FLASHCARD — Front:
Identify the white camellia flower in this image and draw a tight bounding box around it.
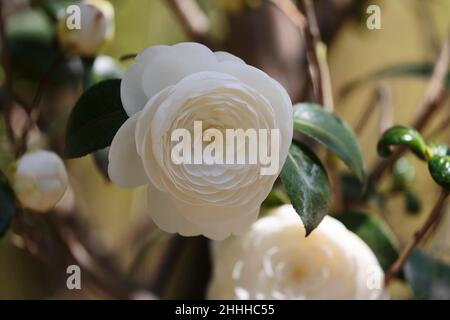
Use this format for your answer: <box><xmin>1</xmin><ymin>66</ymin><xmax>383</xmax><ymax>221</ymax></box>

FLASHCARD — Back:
<box><xmin>57</xmin><ymin>0</ymin><xmax>115</xmax><ymax>57</ymax></box>
<box><xmin>108</xmin><ymin>42</ymin><xmax>293</xmax><ymax>240</ymax></box>
<box><xmin>12</xmin><ymin>150</ymin><xmax>69</xmax><ymax>213</ymax></box>
<box><xmin>208</xmin><ymin>205</ymin><xmax>386</xmax><ymax>299</ymax></box>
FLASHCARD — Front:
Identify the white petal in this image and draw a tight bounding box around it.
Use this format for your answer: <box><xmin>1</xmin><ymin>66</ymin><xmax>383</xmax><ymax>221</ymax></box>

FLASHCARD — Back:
<box><xmin>146</xmin><ymin>183</ymin><xmax>259</xmax><ymax>240</ymax></box>
<box><xmin>141</xmin><ymin>42</ymin><xmax>218</xmax><ymax>99</ymax></box>
<box><xmin>108</xmin><ymin>113</ymin><xmax>147</xmax><ymax>188</ymax></box>
<box><xmin>214</xmin><ymin>51</ymin><xmax>245</xmax><ymax>64</ymax></box>
<box><xmin>120</xmin><ymin>63</ymin><xmax>148</xmax><ymax>116</ymax></box>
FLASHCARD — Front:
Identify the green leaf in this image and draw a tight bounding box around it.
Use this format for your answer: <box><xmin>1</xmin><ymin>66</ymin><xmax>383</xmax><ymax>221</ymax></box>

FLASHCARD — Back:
<box><xmin>405</xmin><ymin>249</ymin><xmax>450</xmax><ymax>299</ymax></box>
<box><xmin>0</xmin><ymin>178</ymin><xmax>16</xmax><ymax>238</ymax></box>
<box><xmin>85</xmin><ymin>56</ymin><xmax>124</xmax><ymax>89</ymax></box>
<box><xmin>65</xmin><ymin>79</ymin><xmax>128</xmax><ymax>158</ymax></box>
<box><xmin>293</xmin><ymin>103</ymin><xmax>365</xmax><ymax>181</ymax></box>
<box><xmin>404</xmin><ymin>191</ymin><xmax>421</xmax><ymax>214</ymax></box>
<box><xmin>428</xmin><ymin>155</ymin><xmax>450</xmax><ymax>191</ymax></box>
<box><xmin>280</xmin><ymin>142</ymin><xmax>331</xmax><ymax>235</ymax></box>
<box><xmin>261</xmin><ymin>186</ymin><xmax>290</xmax><ymax>209</ymax></box>
<box><xmin>337</xmin><ymin>211</ymin><xmax>399</xmax><ymax>271</ymax></box>
<box><xmin>427</xmin><ymin>142</ymin><xmax>450</xmax><ymax>157</ymax></box>
<box><xmin>377</xmin><ymin>125</ymin><xmax>428</xmax><ymax>160</ymax></box>
<box><xmin>341</xmin><ymin>64</ymin><xmax>450</xmax><ymax>98</ymax></box>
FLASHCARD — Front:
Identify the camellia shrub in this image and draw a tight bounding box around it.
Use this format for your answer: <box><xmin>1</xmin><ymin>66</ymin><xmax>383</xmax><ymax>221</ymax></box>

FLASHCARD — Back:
<box><xmin>0</xmin><ymin>0</ymin><xmax>449</xmax><ymax>301</ymax></box>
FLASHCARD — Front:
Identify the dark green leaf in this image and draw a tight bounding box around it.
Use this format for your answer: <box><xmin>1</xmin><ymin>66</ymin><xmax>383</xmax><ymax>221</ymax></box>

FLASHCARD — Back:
<box><xmin>0</xmin><ymin>178</ymin><xmax>16</xmax><ymax>237</ymax></box>
<box><xmin>337</xmin><ymin>211</ymin><xmax>399</xmax><ymax>271</ymax></box>
<box><xmin>261</xmin><ymin>187</ymin><xmax>290</xmax><ymax>209</ymax></box>
<box><xmin>405</xmin><ymin>249</ymin><xmax>450</xmax><ymax>299</ymax></box>
<box><xmin>404</xmin><ymin>191</ymin><xmax>421</xmax><ymax>214</ymax></box>
<box><xmin>65</xmin><ymin>79</ymin><xmax>128</xmax><ymax>158</ymax></box>
<box><xmin>428</xmin><ymin>155</ymin><xmax>450</xmax><ymax>191</ymax></box>
<box><xmin>280</xmin><ymin>142</ymin><xmax>331</xmax><ymax>235</ymax></box>
<box><xmin>377</xmin><ymin>125</ymin><xmax>428</xmax><ymax>160</ymax></box>
<box><xmin>427</xmin><ymin>142</ymin><xmax>450</xmax><ymax>157</ymax></box>
<box><xmin>293</xmin><ymin>103</ymin><xmax>365</xmax><ymax>181</ymax></box>
<box><xmin>93</xmin><ymin>147</ymin><xmax>111</xmax><ymax>182</ymax></box>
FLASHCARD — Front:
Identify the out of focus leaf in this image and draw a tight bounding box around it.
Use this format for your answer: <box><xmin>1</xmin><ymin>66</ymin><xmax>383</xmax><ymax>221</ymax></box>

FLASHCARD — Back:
<box><xmin>405</xmin><ymin>249</ymin><xmax>450</xmax><ymax>299</ymax></box>
<box><xmin>428</xmin><ymin>155</ymin><xmax>450</xmax><ymax>191</ymax></box>
<box><xmin>377</xmin><ymin>125</ymin><xmax>428</xmax><ymax>160</ymax></box>
<box><xmin>280</xmin><ymin>142</ymin><xmax>331</xmax><ymax>236</ymax></box>
<box><xmin>85</xmin><ymin>55</ymin><xmax>124</xmax><ymax>89</ymax></box>
<box><xmin>92</xmin><ymin>147</ymin><xmax>110</xmax><ymax>181</ymax></box>
<box><xmin>404</xmin><ymin>191</ymin><xmax>421</xmax><ymax>214</ymax></box>
<box><xmin>341</xmin><ymin>64</ymin><xmax>450</xmax><ymax>98</ymax></box>
<box><xmin>30</xmin><ymin>0</ymin><xmax>74</xmax><ymax>21</ymax></box>
<box><xmin>0</xmin><ymin>177</ymin><xmax>16</xmax><ymax>237</ymax></box>
<box><xmin>293</xmin><ymin>103</ymin><xmax>365</xmax><ymax>181</ymax></box>
<box><xmin>65</xmin><ymin>79</ymin><xmax>128</xmax><ymax>158</ymax></box>
<box><xmin>392</xmin><ymin>157</ymin><xmax>416</xmax><ymax>192</ymax></box>
<box><xmin>261</xmin><ymin>187</ymin><xmax>290</xmax><ymax>209</ymax></box>
<box><xmin>337</xmin><ymin>211</ymin><xmax>399</xmax><ymax>271</ymax></box>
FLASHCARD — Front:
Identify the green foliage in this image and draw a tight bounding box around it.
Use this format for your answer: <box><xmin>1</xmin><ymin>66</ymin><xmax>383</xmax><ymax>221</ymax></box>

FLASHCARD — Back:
<box><xmin>405</xmin><ymin>250</ymin><xmax>450</xmax><ymax>299</ymax></box>
<box><xmin>293</xmin><ymin>103</ymin><xmax>365</xmax><ymax>181</ymax></box>
<box><xmin>337</xmin><ymin>211</ymin><xmax>399</xmax><ymax>271</ymax></box>
<box><xmin>65</xmin><ymin>79</ymin><xmax>128</xmax><ymax>158</ymax></box>
<box><xmin>377</xmin><ymin>125</ymin><xmax>428</xmax><ymax>160</ymax></box>
<box><xmin>404</xmin><ymin>191</ymin><xmax>421</xmax><ymax>214</ymax></box>
<box><xmin>0</xmin><ymin>177</ymin><xmax>16</xmax><ymax>238</ymax></box>
<box><xmin>280</xmin><ymin>142</ymin><xmax>331</xmax><ymax>236</ymax></box>
<box><xmin>428</xmin><ymin>155</ymin><xmax>450</xmax><ymax>191</ymax></box>
<box><xmin>392</xmin><ymin>157</ymin><xmax>416</xmax><ymax>192</ymax></box>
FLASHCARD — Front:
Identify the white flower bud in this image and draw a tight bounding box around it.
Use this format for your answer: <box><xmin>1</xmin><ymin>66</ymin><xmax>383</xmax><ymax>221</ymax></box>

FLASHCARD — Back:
<box><xmin>12</xmin><ymin>150</ymin><xmax>69</xmax><ymax>212</ymax></box>
<box><xmin>57</xmin><ymin>0</ymin><xmax>115</xmax><ymax>57</ymax></box>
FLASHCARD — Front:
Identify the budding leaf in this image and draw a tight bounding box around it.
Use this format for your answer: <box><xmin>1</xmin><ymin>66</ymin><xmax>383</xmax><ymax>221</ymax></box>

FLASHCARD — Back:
<box><xmin>428</xmin><ymin>155</ymin><xmax>450</xmax><ymax>191</ymax></box>
<box><xmin>337</xmin><ymin>211</ymin><xmax>399</xmax><ymax>271</ymax></box>
<box><xmin>377</xmin><ymin>125</ymin><xmax>428</xmax><ymax>160</ymax></box>
<box><xmin>280</xmin><ymin>142</ymin><xmax>331</xmax><ymax>236</ymax></box>
<box><xmin>65</xmin><ymin>79</ymin><xmax>128</xmax><ymax>158</ymax></box>
<box><xmin>0</xmin><ymin>179</ymin><xmax>16</xmax><ymax>238</ymax></box>
<box><xmin>293</xmin><ymin>103</ymin><xmax>365</xmax><ymax>181</ymax></box>
<box><xmin>405</xmin><ymin>249</ymin><xmax>450</xmax><ymax>299</ymax></box>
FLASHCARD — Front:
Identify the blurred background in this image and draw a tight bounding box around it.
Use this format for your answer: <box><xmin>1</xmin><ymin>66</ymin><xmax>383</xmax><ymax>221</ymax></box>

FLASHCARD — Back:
<box><xmin>0</xmin><ymin>0</ymin><xmax>449</xmax><ymax>299</ymax></box>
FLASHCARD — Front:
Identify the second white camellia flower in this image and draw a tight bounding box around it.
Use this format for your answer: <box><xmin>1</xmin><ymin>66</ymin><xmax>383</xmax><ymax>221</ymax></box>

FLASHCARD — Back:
<box><xmin>12</xmin><ymin>150</ymin><xmax>69</xmax><ymax>213</ymax></box>
<box><xmin>108</xmin><ymin>42</ymin><xmax>293</xmax><ymax>240</ymax></box>
<box><xmin>208</xmin><ymin>205</ymin><xmax>386</xmax><ymax>299</ymax></box>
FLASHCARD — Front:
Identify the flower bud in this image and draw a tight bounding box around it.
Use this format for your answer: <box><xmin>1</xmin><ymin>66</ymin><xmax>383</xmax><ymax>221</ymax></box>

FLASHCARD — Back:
<box><xmin>12</xmin><ymin>150</ymin><xmax>69</xmax><ymax>212</ymax></box>
<box><xmin>57</xmin><ymin>0</ymin><xmax>115</xmax><ymax>57</ymax></box>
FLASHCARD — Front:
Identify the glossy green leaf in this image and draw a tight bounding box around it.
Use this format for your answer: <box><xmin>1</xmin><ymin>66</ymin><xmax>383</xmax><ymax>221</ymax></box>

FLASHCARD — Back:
<box><xmin>428</xmin><ymin>155</ymin><xmax>450</xmax><ymax>191</ymax></box>
<box><xmin>0</xmin><ymin>178</ymin><xmax>16</xmax><ymax>238</ymax></box>
<box><xmin>427</xmin><ymin>142</ymin><xmax>450</xmax><ymax>157</ymax></box>
<box><xmin>377</xmin><ymin>125</ymin><xmax>428</xmax><ymax>160</ymax></box>
<box><xmin>65</xmin><ymin>80</ymin><xmax>128</xmax><ymax>158</ymax></box>
<box><xmin>337</xmin><ymin>211</ymin><xmax>399</xmax><ymax>271</ymax></box>
<box><xmin>280</xmin><ymin>142</ymin><xmax>331</xmax><ymax>235</ymax></box>
<box><xmin>405</xmin><ymin>249</ymin><xmax>450</xmax><ymax>299</ymax></box>
<box><xmin>293</xmin><ymin>103</ymin><xmax>365</xmax><ymax>181</ymax></box>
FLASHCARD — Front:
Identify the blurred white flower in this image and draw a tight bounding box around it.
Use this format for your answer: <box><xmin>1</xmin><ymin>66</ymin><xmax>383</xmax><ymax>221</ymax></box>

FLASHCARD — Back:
<box><xmin>108</xmin><ymin>42</ymin><xmax>293</xmax><ymax>240</ymax></box>
<box><xmin>208</xmin><ymin>205</ymin><xmax>386</xmax><ymax>299</ymax></box>
<box><xmin>12</xmin><ymin>150</ymin><xmax>69</xmax><ymax>212</ymax></box>
<box><xmin>57</xmin><ymin>0</ymin><xmax>115</xmax><ymax>57</ymax></box>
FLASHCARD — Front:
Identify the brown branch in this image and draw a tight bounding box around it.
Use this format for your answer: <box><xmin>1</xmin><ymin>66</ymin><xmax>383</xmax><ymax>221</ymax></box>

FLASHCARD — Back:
<box><xmin>426</xmin><ymin>108</ymin><xmax>450</xmax><ymax>140</ymax></box>
<box><xmin>369</xmin><ymin>36</ymin><xmax>450</xmax><ymax>182</ymax></box>
<box><xmin>385</xmin><ymin>189</ymin><xmax>449</xmax><ymax>285</ymax></box>
<box><xmin>15</xmin><ymin>55</ymin><xmax>66</xmax><ymax>157</ymax></box>
<box><xmin>378</xmin><ymin>82</ymin><xmax>393</xmax><ymax>134</ymax></box>
<box><xmin>166</xmin><ymin>0</ymin><xmax>213</xmax><ymax>46</ymax></box>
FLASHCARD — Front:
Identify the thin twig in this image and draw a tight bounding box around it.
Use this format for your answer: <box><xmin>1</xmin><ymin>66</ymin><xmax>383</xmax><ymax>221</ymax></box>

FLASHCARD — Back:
<box><xmin>15</xmin><ymin>55</ymin><xmax>66</xmax><ymax>157</ymax></box>
<box><xmin>271</xmin><ymin>0</ymin><xmax>323</xmax><ymax>104</ymax></box>
<box><xmin>370</xmin><ymin>36</ymin><xmax>450</xmax><ymax>182</ymax></box>
<box><xmin>426</xmin><ymin>109</ymin><xmax>450</xmax><ymax>140</ymax></box>
<box><xmin>384</xmin><ymin>189</ymin><xmax>449</xmax><ymax>285</ymax></box>
<box><xmin>166</xmin><ymin>0</ymin><xmax>213</xmax><ymax>46</ymax></box>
